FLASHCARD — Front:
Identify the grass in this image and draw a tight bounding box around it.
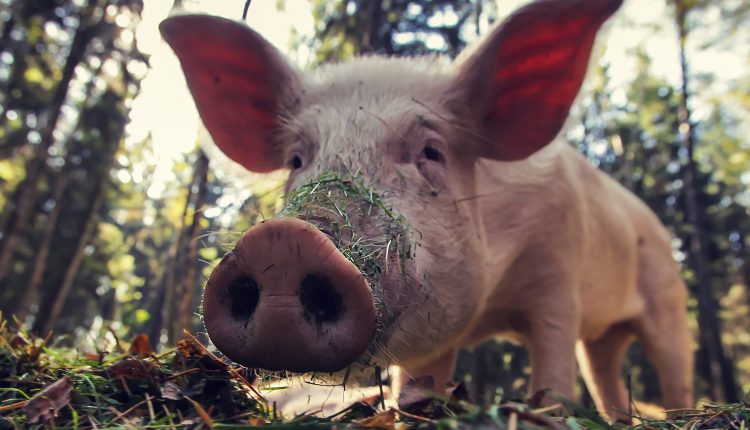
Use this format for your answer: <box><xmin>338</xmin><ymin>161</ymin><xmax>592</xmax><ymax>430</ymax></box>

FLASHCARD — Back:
<box><xmin>280</xmin><ymin>172</ymin><xmax>412</xmax><ymax>288</ymax></box>
<box><xmin>1</xmin><ymin>317</ymin><xmax>746</xmax><ymax>429</ymax></box>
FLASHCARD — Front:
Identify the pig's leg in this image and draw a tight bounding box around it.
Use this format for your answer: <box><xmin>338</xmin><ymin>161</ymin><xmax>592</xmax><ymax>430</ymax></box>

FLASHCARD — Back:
<box><xmin>630</xmin><ymin>296</ymin><xmax>693</xmax><ymax>413</ymax></box>
<box><xmin>525</xmin><ymin>312</ymin><xmax>579</xmax><ymax>403</ymax></box>
<box><xmin>576</xmin><ymin>323</ymin><xmax>635</xmax><ymax>422</ymax></box>
<box><xmin>631</xmin><ymin>245</ymin><xmax>693</xmax><ymax>413</ymax></box>
<box><xmin>392</xmin><ymin>349</ymin><xmax>457</xmax><ymax>400</ymax></box>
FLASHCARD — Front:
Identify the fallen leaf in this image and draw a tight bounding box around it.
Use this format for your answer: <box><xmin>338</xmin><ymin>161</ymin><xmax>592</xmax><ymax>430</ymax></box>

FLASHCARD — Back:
<box><xmin>161</xmin><ymin>380</ymin><xmax>184</xmax><ymax>401</ymax></box>
<box><xmin>331</xmin><ymin>398</ymin><xmax>379</xmax><ymax>421</ymax></box>
<box><xmin>9</xmin><ymin>332</ymin><xmax>29</xmax><ymax>348</ymax></box>
<box><xmin>446</xmin><ymin>381</ymin><xmax>470</xmax><ymax>402</ymax></box>
<box><xmin>104</xmin><ymin>358</ymin><xmax>160</xmax><ymax>380</ymax></box>
<box><xmin>397</xmin><ymin>375</ymin><xmax>435</xmax><ymax>408</ymax></box>
<box><xmin>176</xmin><ymin>338</ymin><xmax>206</xmax><ymax>358</ymax></box>
<box><xmin>84</xmin><ymin>352</ymin><xmax>103</xmax><ymax>362</ymax></box>
<box><xmin>128</xmin><ymin>334</ymin><xmax>153</xmax><ymax>358</ymax></box>
<box><xmin>357</xmin><ymin>409</ymin><xmax>395</xmax><ymax>430</ymax></box>
<box><xmin>25</xmin><ymin>345</ymin><xmax>42</xmax><ymax>363</ymax></box>
<box><xmin>23</xmin><ymin>377</ymin><xmax>73</xmax><ymax>424</ymax></box>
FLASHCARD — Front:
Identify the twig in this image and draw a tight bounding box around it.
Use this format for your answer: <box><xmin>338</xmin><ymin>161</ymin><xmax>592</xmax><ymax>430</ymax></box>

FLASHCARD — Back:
<box><xmin>394</xmin><ymin>407</ymin><xmax>435</xmax><ymax>423</ymax></box>
<box><xmin>108</xmin><ymin>397</ymin><xmax>150</xmax><ymax>425</ymax></box>
<box><xmin>0</xmin><ymin>400</ymin><xmax>29</xmax><ymax>412</ymax></box>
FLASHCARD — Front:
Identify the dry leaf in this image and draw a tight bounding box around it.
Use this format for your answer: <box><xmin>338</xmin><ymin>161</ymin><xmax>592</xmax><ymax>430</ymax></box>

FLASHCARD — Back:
<box><xmin>84</xmin><ymin>352</ymin><xmax>103</xmax><ymax>362</ymax></box>
<box><xmin>104</xmin><ymin>358</ymin><xmax>160</xmax><ymax>380</ymax></box>
<box><xmin>9</xmin><ymin>333</ymin><xmax>29</xmax><ymax>349</ymax></box>
<box><xmin>397</xmin><ymin>375</ymin><xmax>435</xmax><ymax>408</ymax></box>
<box><xmin>357</xmin><ymin>409</ymin><xmax>396</xmax><ymax>430</ymax></box>
<box><xmin>160</xmin><ymin>380</ymin><xmax>184</xmax><ymax>401</ymax></box>
<box><xmin>128</xmin><ymin>334</ymin><xmax>153</xmax><ymax>358</ymax></box>
<box><xmin>446</xmin><ymin>381</ymin><xmax>470</xmax><ymax>402</ymax></box>
<box><xmin>176</xmin><ymin>338</ymin><xmax>206</xmax><ymax>358</ymax></box>
<box><xmin>25</xmin><ymin>345</ymin><xmax>42</xmax><ymax>362</ymax></box>
<box><xmin>23</xmin><ymin>377</ymin><xmax>73</xmax><ymax>424</ymax></box>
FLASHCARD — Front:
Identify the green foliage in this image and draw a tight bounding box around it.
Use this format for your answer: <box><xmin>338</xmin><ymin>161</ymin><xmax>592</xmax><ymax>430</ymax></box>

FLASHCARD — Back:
<box><xmin>306</xmin><ymin>0</ymin><xmax>497</xmax><ymax>63</ymax></box>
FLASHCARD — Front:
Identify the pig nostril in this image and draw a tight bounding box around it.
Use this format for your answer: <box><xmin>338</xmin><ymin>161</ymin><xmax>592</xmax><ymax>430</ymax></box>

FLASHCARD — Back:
<box><xmin>299</xmin><ymin>274</ymin><xmax>343</xmax><ymax>323</ymax></box>
<box><xmin>227</xmin><ymin>276</ymin><xmax>260</xmax><ymax>321</ymax></box>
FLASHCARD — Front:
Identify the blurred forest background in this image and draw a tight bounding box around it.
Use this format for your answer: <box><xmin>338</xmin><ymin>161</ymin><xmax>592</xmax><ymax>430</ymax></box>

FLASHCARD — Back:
<box><xmin>0</xmin><ymin>0</ymin><xmax>749</xmax><ymax>409</ymax></box>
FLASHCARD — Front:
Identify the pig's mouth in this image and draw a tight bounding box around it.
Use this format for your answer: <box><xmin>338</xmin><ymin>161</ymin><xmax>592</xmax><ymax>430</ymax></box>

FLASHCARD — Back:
<box><xmin>202</xmin><ymin>174</ymin><xmax>413</xmax><ymax>377</ymax></box>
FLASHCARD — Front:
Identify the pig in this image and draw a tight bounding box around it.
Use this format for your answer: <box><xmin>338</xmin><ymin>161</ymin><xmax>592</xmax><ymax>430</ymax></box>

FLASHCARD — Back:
<box><xmin>160</xmin><ymin>0</ymin><xmax>693</xmax><ymax>421</ymax></box>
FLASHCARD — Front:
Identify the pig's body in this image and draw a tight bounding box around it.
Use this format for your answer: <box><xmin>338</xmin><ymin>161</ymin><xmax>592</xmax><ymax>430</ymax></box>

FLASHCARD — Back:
<box><xmin>437</xmin><ymin>143</ymin><xmax>692</xmax><ymax>416</ymax></box>
<box><xmin>162</xmin><ymin>0</ymin><xmax>693</xmax><ymax>421</ymax></box>
<box><xmin>473</xmin><ymin>142</ymin><xmax>664</xmax><ymax>343</ymax></box>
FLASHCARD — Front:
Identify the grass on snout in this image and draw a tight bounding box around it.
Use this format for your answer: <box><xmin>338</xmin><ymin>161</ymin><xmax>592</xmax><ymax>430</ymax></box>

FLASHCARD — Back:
<box><xmin>279</xmin><ymin>172</ymin><xmax>412</xmax><ymax>290</ymax></box>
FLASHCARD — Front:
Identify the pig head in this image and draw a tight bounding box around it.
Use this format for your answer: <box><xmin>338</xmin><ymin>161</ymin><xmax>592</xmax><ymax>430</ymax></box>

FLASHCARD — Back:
<box><xmin>161</xmin><ymin>0</ymin><xmax>693</xmax><ymax>421</ymax></box>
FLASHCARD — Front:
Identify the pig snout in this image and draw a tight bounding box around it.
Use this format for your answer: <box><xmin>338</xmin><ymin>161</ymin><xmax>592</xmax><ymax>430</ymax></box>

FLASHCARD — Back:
<box><xmin>202</xmin><ymin>217</ymin><xmax>377</xmax><ymax>373</ymax></box>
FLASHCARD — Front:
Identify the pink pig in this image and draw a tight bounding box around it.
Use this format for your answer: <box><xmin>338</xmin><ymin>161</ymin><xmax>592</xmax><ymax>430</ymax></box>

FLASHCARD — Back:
<box><xmin>161</xmin><ymin>0</ymin><xmax>693</xmax><ymax>420</ymax></box>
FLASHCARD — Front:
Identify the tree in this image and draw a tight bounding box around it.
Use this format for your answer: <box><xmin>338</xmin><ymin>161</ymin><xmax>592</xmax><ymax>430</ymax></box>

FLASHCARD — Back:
<box><xmin>0</xmin><ymin>0</ymin><xmax>106</xmax><ymax>288</ymax></box>
<box><xmin>669</xmin><ymin>0</ymin><xmax>737</xmax><ymax>402</ymax></box>
<box><xmin>0</xmin><ymin>0</ymin><xmax>147</xmax><ymax>334</ymax></box>
<box><xmin>307</xmin><ymin>0</ymin><xmax>496</xmax><ymax>62</ymax></box>
<box><xmin>174</xmin><ymin>151</ymin><xmax>210</xmax><ymax>341</ymax></box>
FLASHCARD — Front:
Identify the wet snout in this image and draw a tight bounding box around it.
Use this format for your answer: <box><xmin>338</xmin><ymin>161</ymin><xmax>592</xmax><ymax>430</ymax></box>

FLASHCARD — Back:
<box><xmin>203</xmin><ymin>217</ymin><xmax>376</xmax><ymax>372</ymax></box>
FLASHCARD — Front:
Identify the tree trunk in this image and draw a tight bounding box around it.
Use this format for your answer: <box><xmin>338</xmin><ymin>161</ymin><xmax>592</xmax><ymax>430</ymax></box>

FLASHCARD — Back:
<box><xmin>175</xmin><ymin>152</ymin><xmax>210</xmax><ymax>339</ymax></box>
<box><xmin>39</xmin><ymin>156</ymin><xmax>111</xmax><ymax>335</ymax></box>
<box><xmin>674</xmin><ymin>3</ymin><xmax>737</xmax><ymax>403</ymax></box>
<box><xmin>159</xmin><ymin>161</ymin><xmax>197</xmax><ymax>344</ymax></box>
<box><xmin>0</xmin><ymin>0</ymin><xmax>101</xmax><ymax>287</ymax></box>
<box><xmin>363</xmin><ymin>0</ymin><xmax>383</xmax><ymax>53</ymax></box>
<box><xmin>11</xmin><ymin>167</ymin><xmax>70</xmax><ymax>324</ymax></box>
<box><xmin>145</xmin><ymin>240</ymin><xmax>171</xmax><ymax>345</ymax></box>
<box><xmin>471</xmin><ymin>343</ymin><xmax>490</xmax><ymax>406</ymax></box>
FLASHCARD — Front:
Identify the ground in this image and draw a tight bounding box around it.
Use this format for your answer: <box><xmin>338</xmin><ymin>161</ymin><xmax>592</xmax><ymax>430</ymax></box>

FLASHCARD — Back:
<box><xmin>0</xmin><ymin>319</ymin><xmax>744</xmax><ymax>429</ymax></box>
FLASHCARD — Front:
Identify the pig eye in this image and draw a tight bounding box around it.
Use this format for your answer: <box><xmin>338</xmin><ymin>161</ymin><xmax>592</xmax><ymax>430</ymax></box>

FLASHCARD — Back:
<box><xmin>290</xmin><ymin>155</ymin><xmax>303</xmax><ymax>170</ymax></box>
<box><xmin>422</xmin><ymin>145</ymin><xmax>444</xmax><ymax>163</ymax></box>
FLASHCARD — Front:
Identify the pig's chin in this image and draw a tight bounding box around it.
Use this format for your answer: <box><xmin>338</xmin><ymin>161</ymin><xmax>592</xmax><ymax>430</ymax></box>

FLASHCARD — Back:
<box><xmin>353</xmin><ymin>274</ymin><xmax>449</xmax><ymax>372</ymax></box>
<box><xmin>371</xmin><ymin>270</ymin><xmax>478</xmax><ymax>370</ymax></box>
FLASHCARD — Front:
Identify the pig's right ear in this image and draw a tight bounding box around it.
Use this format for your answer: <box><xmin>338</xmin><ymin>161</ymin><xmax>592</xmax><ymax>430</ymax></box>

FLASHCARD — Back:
<box><xmin>448</xmin><ymin>0</ymin><xmax>622</xmax><ymax>161</ymax></box>
<box><xmin>160</xmin><ymin>15</ymin><xmax>301</xmax><ymax>173</ymax></box>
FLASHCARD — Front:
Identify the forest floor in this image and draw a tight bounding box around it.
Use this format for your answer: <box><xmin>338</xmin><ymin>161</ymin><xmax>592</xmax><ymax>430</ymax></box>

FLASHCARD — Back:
<box><xmin>0</xmin><ymin>319</ymin><xmax>746</xmax><ymax>429</ymax></box>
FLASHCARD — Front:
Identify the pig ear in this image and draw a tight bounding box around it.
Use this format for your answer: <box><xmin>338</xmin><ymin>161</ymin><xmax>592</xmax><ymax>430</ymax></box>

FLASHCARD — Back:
<box><xmin>450</xmin><ymin>0</ymin><xmax>622</xmax><ymax>161</ymax></box>
<box><xmin>160</xmin><ymin>15</ymin><xmax>301</xmax><ymax>172</ymax></box>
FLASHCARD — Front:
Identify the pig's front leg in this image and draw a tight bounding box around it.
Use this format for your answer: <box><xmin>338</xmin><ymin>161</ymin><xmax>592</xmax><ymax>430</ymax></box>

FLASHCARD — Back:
<box><xmin>392</xmin><ymin>349</ymin><xmax>457</xmax><ymax>402</ymax></box>
<box><xmin>524</xmin><ymin>308</ymin><xmax>579</xmax><ymax>404</ymax></box>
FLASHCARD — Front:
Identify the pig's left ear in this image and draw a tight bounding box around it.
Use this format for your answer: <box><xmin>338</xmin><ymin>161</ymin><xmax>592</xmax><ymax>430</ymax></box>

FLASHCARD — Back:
<box><xmin>449</xmin><ymin>0</ymin><xmax>622</xmax><ymax>161</ymax></box>
<box><xmin>160</xmin><ymin>15</ymin><xmax>301</xmax><ymax>173</ymax></box>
